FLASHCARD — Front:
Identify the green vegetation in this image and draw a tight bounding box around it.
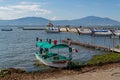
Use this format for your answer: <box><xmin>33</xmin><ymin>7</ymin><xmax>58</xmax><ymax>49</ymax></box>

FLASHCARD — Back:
<box><xmin>87</xmin><ymin>52</ymin><xmax>120</xmax><ymax>65</ymax></box>
<box><xmin>116</xmin><ymin>44</ymin><xmax>120</xmax><ymax>49</ymax></box>
<box><xmin>0</xmin><ymin>70</ymin><xmax>11</xmax><ymax>77</ymax></box>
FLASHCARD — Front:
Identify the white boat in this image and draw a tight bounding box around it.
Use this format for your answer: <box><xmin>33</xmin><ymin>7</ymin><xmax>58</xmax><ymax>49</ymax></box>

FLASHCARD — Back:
<box><xmin>92</xmin><ymin>29</ymin><xmax>112</xmax><ymax>36</ymax></box>
<box><xmin>113</xmin><ymin>30</ymin><xmax>120</xmax><ymax>36</ymax></box>
<box><xmin>60</xmin><ymin>27</ymin><xmax>68</xmax><ymax>32</ymax></box>
<box><xmin>45</xmin><ymin>21</ymin><xmax>60</xmax><ymax>33</ymax></box>
<box><xmin>46</xmin><ymin>27</ymin><xmax>60</xmax><ymax>33</ymax></box>
<box><xmin>68</xmin><ymin>28</ymin><xmax>77</xmax><ymax>33</ymax></box>
<box><xmin>78</xmin><ymin>28</ymin><xmax>92</xmax><ymax>34</ymax></box>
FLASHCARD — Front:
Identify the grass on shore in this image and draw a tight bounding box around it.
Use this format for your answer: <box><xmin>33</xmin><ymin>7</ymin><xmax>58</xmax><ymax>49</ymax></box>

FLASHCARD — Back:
<box><xmin>87</xmin><ymin>52</ymin><xmax>120</xmax><ymax>65</ymax></box>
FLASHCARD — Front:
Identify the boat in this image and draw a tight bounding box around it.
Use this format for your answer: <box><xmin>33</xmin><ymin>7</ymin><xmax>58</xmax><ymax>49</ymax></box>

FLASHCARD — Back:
<box><xmin>60</xmin><ymin>27</ymin><xmax>68</xmax><ymax>32</ymax></box>
<box><xmin>45</xmin><ymin>21</ymin><xmax>60</xmax><ymax>33</ymax></box>
<box><xmin>92</xmin><ymin>29</ymin><xmax>112</xmax><ymax>36</ymax></box>
<box><xmin>46</xmin><ymin>27</ymin><xmax>60</xmax><ymax>33</ymax></box>
<box><xmin>78</xmin><ymin>28</ymin><xmax>92</xmax><ymax>34</ymax></box>
<box><xmin>67</xmin><ymin>28</ymin><xmax>78</xmax><ymax>33</ymax></box>
<box><xmin>1</xmin><ymin>28</ymin><xmax>13</xmax><ymax>31</ymax></box>
<box><xmin>113</xmin><ymin>30</ymin><xmax>120</xmax><ymax>36</ymax></box>
<box><xmin>35</xmin><ymin>38</ymin><xmax>74</xmax><ymax>68</ymax></box>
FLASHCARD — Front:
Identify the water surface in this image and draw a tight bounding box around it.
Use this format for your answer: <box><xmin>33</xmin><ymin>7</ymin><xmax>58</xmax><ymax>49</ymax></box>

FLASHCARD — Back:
<box><xmin>0</xmin><ymin>27</ymin><xmax>119</xmax><ymax>71</ymax></box>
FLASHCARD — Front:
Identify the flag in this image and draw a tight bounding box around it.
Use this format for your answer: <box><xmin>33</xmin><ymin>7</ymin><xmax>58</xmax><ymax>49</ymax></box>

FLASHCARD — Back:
<box><xmin>72</xmin><ymin>48</ymin><xmax>78</xmax><ymax>52</ymax></box>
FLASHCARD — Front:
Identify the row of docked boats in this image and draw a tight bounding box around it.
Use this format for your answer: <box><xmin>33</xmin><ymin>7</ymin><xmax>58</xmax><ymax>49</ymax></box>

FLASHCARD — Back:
<box><xmin>45</xmin><ymin>22</ymin><xmax>120</xmax><ymax>36</ymax></box>
<box><xmin>45</xmin><ymin>27</ymin><xmax>120</xmax><ymax>36</ymax></box>
<box><xmin>78</xmin><ymin>28</ymin><xmax>120</xmax><ymax>36</ymax></box>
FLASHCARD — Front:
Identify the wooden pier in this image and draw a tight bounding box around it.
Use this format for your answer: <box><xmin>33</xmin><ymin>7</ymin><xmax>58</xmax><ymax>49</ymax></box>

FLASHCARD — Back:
<box><xmin>62</xmin><ymin>39</ymin><xmax>120</xmax><ymax>53</ymax></box>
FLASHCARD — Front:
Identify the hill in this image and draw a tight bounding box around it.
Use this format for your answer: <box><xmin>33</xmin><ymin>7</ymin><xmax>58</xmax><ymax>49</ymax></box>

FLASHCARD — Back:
<box><xmin>0</xmin><ymin>17</ymin><xmax>49</xmax><ymax>26</ymax></box>
<box><xmin>0</xmin><ymin>16</ymin><xmax>120</xmax><ymax>26</ymax></box>
<box><xmin>53</xmin><ymin>16</ymin><xmax>120</xmax><ymax>26</ymax></box>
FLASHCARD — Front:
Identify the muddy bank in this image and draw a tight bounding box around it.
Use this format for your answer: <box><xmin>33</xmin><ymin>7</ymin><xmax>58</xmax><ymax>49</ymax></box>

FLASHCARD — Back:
<box><xmin>0</xmin><ymin>62</ymin><xmax>120</xmax><ymax>80</ymax></box>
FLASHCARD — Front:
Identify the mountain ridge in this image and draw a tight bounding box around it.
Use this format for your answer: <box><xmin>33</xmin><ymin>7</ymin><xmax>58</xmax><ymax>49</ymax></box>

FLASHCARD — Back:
<box><xmin>0</xmin><ymin>16</ymin><xmax>120</xmax><ymax>26</ymax></box>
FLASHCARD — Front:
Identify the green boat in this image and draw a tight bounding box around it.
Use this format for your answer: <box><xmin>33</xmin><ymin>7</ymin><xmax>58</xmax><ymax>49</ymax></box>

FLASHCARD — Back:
<box><xmin>35</xmin><ymin>38</ymin><xmax>73</xmax><ymax>68</ymax></box>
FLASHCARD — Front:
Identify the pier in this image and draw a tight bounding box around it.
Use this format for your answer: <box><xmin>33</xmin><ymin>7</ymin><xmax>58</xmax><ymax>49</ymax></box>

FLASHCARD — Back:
<box><xmin>62</xmin><ymin>39</ymin><xmax>120</xmax><ymax>53</ymax></box>
<box><xmin>22</xmin><ymin>27</ymin><xmax>45</xmax><ymax>30</ymax></box>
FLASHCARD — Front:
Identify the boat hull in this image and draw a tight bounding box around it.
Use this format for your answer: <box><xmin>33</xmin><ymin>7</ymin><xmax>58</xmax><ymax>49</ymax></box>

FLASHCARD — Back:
<box><xmin>94</xmin><ymin>32</ymin><xmax>112</xmax><ymax>35</ymax></box>
<box><xmin>78</xmin><ymin>28</ymin><xmax>92</xmax><ymax>34</ymax></box>
<box><xmin>114</xmin><ymin>33</ymin><xmax>120</xmax><ymax>36</ymax></box>
<box><xmin>92</xmin><ymin>30</ymin><xmax>112</xmax><ymax>36</ymax></box>
<box><xmin>1</xmin><ymin>28</ymin><xmax>13</xmax><ymax>31</ymax></box>
<box><xmin>46</xmin><ymin>30</ymin><xmax>60</xmax><ymax>33</ymax></box>
<box><xmin>35</xmin><ymin>52</ymin><xmax>69</xmax><ymax>68</ymax></box>
<box><xmin>113</xmin><ymin>30</ymin><xmax>120</xmax><ymax>36</ymax></box>
<box><xmin>46</xmin><ymin>27</ymin><xmax>60</xmax><ymax>33</ymax></box>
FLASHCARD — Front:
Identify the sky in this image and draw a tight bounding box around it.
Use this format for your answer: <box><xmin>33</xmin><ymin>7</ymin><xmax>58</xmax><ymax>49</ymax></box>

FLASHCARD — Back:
<box><xmin>0</xmin><ymin>0</ymin><xmax>120</xmax><ymax>21</ymax></box>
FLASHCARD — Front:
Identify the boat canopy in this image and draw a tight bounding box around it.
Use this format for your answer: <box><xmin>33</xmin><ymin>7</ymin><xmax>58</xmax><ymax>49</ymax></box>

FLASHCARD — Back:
<box><xmin>37</xmin><ymin>41</ymin><xmax>50</xmax><ymax>47</ymax></box>
<box><xmin>37</xmin><ymin>41</ymin><xmax>70</xmax><ymax>49</ymax></box>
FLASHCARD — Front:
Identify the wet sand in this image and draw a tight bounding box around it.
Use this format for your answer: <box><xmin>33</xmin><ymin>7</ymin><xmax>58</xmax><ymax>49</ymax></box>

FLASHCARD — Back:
<box><xmin>0</xmin><ymin>62</ymin><xmax>120</xmax><ymax>80</ymax></box>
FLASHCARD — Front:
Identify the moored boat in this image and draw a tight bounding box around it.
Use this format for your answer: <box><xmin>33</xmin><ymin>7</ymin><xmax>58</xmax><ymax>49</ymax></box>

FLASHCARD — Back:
<box><xmin>67</xmin><ymin>28</ymin><xmax>78</xmax><ymax>33</ymax></box>
<box><xmin>45</xmin><ymin>21</ymin><xmax>60</xmax><ymax>33</ymax></box>
<box><xmin>113</xmin><ymin>30</ymin><xmax>120</xmax><ymax>36</ymax></box>
<box><xmin>46</xmin><ymin>27</ymin><xmax>60</xmax><ymax>33</ymax></box>
<box><xmin>35</xmin><ymin>38</ymin><xmax>75</xmax><ymax>68</ymax></box>
<box><xmin>78</xmin><ymin>28</ymin><xmax>92</xmax><ymax>34</ymax></box>
<box><xmin>60</xmin><ymin>27</ymin><xmax>68</xmax><ymax>32</ymax></box>
<box><xmin>1</xmin><ymin>28</ymin><xmax>13</xmax><ymax>31</ymax></box>
<box><xmin>92</xmin><ymin>29</ymin><xmax>112</xmax><ymax>36</ymax></box>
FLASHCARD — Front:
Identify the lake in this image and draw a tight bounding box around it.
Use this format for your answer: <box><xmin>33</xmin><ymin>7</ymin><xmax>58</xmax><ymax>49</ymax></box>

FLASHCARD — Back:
<box><xmin>0</xmin><ymin>27</ymin><xmax>120</xmax><ymax>71</ymax></box>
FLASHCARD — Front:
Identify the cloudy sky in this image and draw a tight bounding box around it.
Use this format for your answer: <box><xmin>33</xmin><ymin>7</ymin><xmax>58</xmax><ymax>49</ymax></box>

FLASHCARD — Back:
<box><xmin>0</xmin><ymin>0</ymin><xmax>120</xmax><ymax>21</ymax></box>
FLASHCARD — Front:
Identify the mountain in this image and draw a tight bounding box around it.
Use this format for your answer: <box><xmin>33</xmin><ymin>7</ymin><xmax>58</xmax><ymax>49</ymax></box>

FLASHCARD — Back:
<box><xmin>0</xmin><ymin>16</ymin><xmax>120</xmax><ymax>26</ymax></box>
<box><xmin>53</xmin><ymin>16</ymin><xmax>120</xmax><ymax>26</ymax></box>
<box><xmin>72</xmin><ymin>16</ymin><xmax>120</xmax><ymax>26</ymax></box>
<box><xmin>0</xmin><ymin>17</ymin><xmax>49</xmax><ymax>26</ymax></box>
<box><xmin>10</xmin><ymin>17</ymin><xmax>49</xmax><ymax>25</ymax></box>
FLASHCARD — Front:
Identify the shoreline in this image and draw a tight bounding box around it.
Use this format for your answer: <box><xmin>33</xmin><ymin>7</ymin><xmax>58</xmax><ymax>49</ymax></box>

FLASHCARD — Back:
<box><xmin>0</xmin><ymin>62</ymin><xmax>120</xmax><ymax>80</ymax></box>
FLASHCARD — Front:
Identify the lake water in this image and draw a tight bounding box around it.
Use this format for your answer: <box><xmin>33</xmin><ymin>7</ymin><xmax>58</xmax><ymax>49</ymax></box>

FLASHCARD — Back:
<box><xmin>0</xmin><ymin>27</ymin><xmax>120</xmax><ymax>71</ymax></box>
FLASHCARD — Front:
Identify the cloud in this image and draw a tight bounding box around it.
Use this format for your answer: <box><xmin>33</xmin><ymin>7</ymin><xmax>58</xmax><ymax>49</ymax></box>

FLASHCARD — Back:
<box><xmin>51</xmin><ymin>17</ymin><xmax>58</xmax><ymax>20</ymax></box>
<box><xmin>20</xmin><ymin>1</ymin><xmax>48</xmax><ymax>5</ymax></box>
<box><xmin>0</xmin><ymin>1</ymin><xmax>51</xmax><ymax>19</ymax></box>
<box><xmin>20</xmin><ymin>1</ymin><xmax>36</xmax><ymax>5</ymax></box>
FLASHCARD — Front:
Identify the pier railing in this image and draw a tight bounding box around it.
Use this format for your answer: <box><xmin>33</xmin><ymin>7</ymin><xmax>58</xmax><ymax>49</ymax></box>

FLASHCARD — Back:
<box><xmin>62</xmin><ymin>39</ymin><xmax>120</xmax><ymax>53</ymax></box>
